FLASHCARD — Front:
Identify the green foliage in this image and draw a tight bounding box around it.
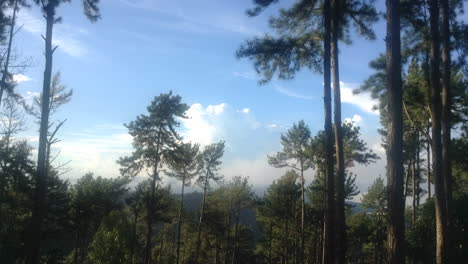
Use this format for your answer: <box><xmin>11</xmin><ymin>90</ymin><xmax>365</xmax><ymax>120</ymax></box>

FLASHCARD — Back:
<box><xmin>86</xmin><ymin>211</ymin><xmax>133</xmax><ymax>264</ymax></box>
<box><xmin>118</xmin><ymin>92</ymin><xmax>189</xmax><ymax>178</ymax></box>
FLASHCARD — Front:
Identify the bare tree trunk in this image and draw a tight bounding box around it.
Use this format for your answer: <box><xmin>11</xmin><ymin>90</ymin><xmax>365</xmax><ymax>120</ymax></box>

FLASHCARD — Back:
<box><xmin>428</xmin><ymin>0</ymin><xmax>449</xmax><ymax>262</ymax></box>
<box><xmin>28</xmin><ymin>7</ymin><xmax>55</xmax><ymax>264</ymax></box>
<box><xmin>231</xmin><ymin>205</ymin><xmax>241</xmax><ymax>264</ymax></box>
<box><xmin>176</xmin><ymin>176</ymin><xmax>187</xmax><ymax>264</ymax></box>
<box><xmin>385</xmin><ymin>0</ymin><xmax>405</xmax><ymax>261</ymax></box>
<box><xmin>331</xmin><ymin>1</ymin><xmax>346</xmax><ymax>262</ymax></box>
<box><xmin>427</xmin><ymin>130</ymin><xmax>431</xmax><ymax>199</ymax></box>
<box><xmin>0</xmin><ymin>0</ymin><xmax>18</xmax><ymax>108</ymax></box>
<box><xmin>322</xmin><ymin>0</ymin><xmax>335</xmax><ymax>263</ymax></box>
<box><xmin>440</xmin><ymin>0</ymin><xmax>452</xmax><ymax>258</ymax></box>
<box><xmin>269</xmin><ymin>219</ymin><xmax>273</xmax><ymax>264</ymax></box>
<box><xmin>144</xmin><ymin>134</ymin><xmax>161</xmax><ymax>264</ymax></box>
<box><xmin>404</xmin><ymin>160</ymin><xmax>413</xmax><ymax>205</ymax></box>
<box><xmin>412</xmin><ymin>153</ymin><xmax>417</xmax><ymax>225</ymax></box>
<box><xmin>300</xmin><ymin>166</ymin><xmax>305</xmax><ymax>264</ymax></box>
<box><xmin>196</xmin><ymin>171</ymin><xmax>210</xmax><ymax>262</ymax></box>
<box><xmin>132</xmin><ymin>209</ymin><xmax>138</xmax><ymax>264</ymax></box>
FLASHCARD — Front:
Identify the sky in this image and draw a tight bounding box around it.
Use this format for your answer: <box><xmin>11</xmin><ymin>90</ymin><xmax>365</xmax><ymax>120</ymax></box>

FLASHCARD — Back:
<box><xmin>9</xmin><ymin>0</ymin><xmax>392</xmax><ymax>195</ymax></box>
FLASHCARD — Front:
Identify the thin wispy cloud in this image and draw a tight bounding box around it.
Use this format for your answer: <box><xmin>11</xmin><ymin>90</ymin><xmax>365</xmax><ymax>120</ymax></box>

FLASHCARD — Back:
<box><xmin>17</xmin><ymin>9</ymin><xmax>90</xmax><ymax>57</ymax></box>
<box><xmin>233</xmin><ymin>71</ymin><xmax>257</xmax><ymax>80</ymax></box>
<box><xmin>274</xmin><ymin>85</ymin><xmax>315</xmax><ymax>100</ymax></box>
<box><xmin>119</xmin><ymin>0</ymin><xmax>261</xmax><ymax>36</ymax></box>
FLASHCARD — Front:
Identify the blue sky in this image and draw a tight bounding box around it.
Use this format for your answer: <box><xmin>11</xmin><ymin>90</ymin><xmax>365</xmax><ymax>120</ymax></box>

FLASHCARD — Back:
<box><xmin>10</xmin><ymin>0</ymin><xmax>391</xmax><ymax>194</ymax></box>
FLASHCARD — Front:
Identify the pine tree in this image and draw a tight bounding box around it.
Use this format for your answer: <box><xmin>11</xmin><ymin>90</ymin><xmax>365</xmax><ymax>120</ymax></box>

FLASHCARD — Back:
<box><xmin>28</xmin><ymin>1</ymin><xmax>100</xmax><ymax>262</ymax></box>
<box><xmin>268</xmin><ymin>120</ymin><xmax>313</xmax><ymax>260</ymax></box>
<box><xmin>195</xmin><ymin>141</ymin><xmax>225</xmax><ymax>263</ymax></box>
<box><xmin>165</xmin><ymin>142</ymin><xmax>203</xmax><ymax>264</ymax></box>
<box><xmin>118</xmin><ymin>92</ymin><xmax>189</xmax><ymax>264</ymax></box>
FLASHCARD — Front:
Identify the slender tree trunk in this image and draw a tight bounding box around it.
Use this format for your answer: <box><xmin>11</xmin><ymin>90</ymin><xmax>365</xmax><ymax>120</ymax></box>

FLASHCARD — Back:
<box><xmin>196</xmin><ymin>170</ymin><xmax>210</xmax><ymax>262</ymax></box>
<box><xmin>385</xmin><ymin>0</ymin><xmax>405</xmax><ymax>261</ymax></box>
<box><xmin>231</xmin><ymin>206</ymin><xmax>240</xmax><ymax>264</ymax></box>
<box><xmin>331</xmin><ymin>1</ymin><xmax>346</xmax><ymax>262</ymax></box>
<box><xmin>416</xmin><ymin>133</ymin><xmax>421</xmax><ymax>207</ymax></box>
<box><xmin>300</xmin><ymin>166</ymin><xmax>305</xmax><ymax>264</ymax></box>
<box><xmin>158</xmin><ymin>231</ymin><xmax>164</xmax><ymax>264</ymax></box>
<box><xmin>144</xmin><ymin>134</ymin><xmax>161</xmax><ymax>264</ymax></box>
<box><xmin>322</xmin><ymin>0</ymin><xmax>335</xmax><ymax>262</ymax></box>
<box><xmin>214</xmin><ymin>237</ymin><xmax>219</xmax><ymax>264</ymax></box>
<box><xmin>0</xmin><ymin>0</ymin><xmax>18</xmax><ymax>108</ymax></box>
<box><xmin>412</xmin><ymin>153</ymin><xmax>417</xmax><ymax>225</ymax></box>
<box><xmin>428</xmin><ymin>0</ymin><xmax>449</xmax><ymax>262</ymax></box>
<box><xmin>440</xmin><ymin>0</ymin><xmax>452</xmax><ymax>258</ymax></box>
<box><xmin>427</xmin><ymin>130</ymin><xmax>431</xmax><ymax>199</ymax></box>
<box><xmin>269</xmin><ymin>219</ymin><xmax>273</xmax><ymax>264</ymax></box>
<box><xmin>28</xmin><ymin>8</ymin><xmax>55</xmax><ymax>264</ymax></box>
<box><xmin>176</xmin><ymin>176</ymin><xmax>186</xmax><ymax>264</ymax></box>
<box><xmin>404</xmin><ymin>160</ymin><xmax>413</xmax><ymax>204</ymax></box>
<box><xmin>132</xmin><ymin>209</ymin><xmax>138</xmax><ymax>264</ymax></box>
<box><xmin>224</xmin><ymin>213</ymin><xmax>231</xmax><ymax>264</ymax></box>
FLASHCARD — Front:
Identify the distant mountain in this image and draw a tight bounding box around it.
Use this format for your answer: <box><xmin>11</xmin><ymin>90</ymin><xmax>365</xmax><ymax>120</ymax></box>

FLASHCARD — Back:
<box><xmin>177</xmin><ymin>192</ymin><xmax>373</xmax><ymax>241</ymax></box>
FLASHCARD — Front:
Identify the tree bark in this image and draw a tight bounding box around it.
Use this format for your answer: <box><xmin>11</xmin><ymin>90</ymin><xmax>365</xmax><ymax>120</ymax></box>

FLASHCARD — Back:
<box><xmin>28</xmin><ymin>7</ymin><xmax>55</xmax><ymax>264</ymax></box>
<box><xmin>427</xmin><ymin>129</ymin><xmax>431</xmax><ymax>199</ymax></box>
<box><xmin>144</xmin><ymin>133</ymin><xmax>161</xmax><ymax>264</ymax></box>
<box><xmin>412</xmin><ymin>151</ymin><xmax>417</xmax><ymax>225</ymax></box>
<box><xmin>428</xmin><ymin>0</ymin><xmax>449</xmax><ymax>262</ymax></box>
<box><xmin>196</xmin><ymin>170</ymin><xmax>210</xmax><ymax>262</ymax></box>
<box><xmin>331</xmin><ymin>0</ymin><xmax>346</xmax><ymax>262</ymax></box>
<box><xmin>300</xmin><ymin>164</ymin><xmax>305</xmax><ymax>264</ymax></box>
<box><xmin>385</xmin><ymin>0</ymin><xmax>405</xmax><ymax>262</ymax></box>
<box><xmin>440</xmin><ymin>0</ymin><xmax>452</xmax><ymax>254</ymax></box>
<box><xmin>322</xmin><ymin>0</ymin><xmax>335</xmax><ymax>263</ymax></box>
<box><xmin>231</xmin><ymin>204</ymin><xmax>240</xmax><ymax>264</ymax></box>
<box><xmin>176</xmin><ymin>176</ymin><xmax>186</xmax><ymax>264</ymax></box>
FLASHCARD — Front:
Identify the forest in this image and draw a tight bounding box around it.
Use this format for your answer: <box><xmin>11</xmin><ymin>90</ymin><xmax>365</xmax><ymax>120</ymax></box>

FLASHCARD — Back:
<box><xmin>0</xmin><ymin>0</ymin><xmax>467</xmax><ymax>263</ymax></box>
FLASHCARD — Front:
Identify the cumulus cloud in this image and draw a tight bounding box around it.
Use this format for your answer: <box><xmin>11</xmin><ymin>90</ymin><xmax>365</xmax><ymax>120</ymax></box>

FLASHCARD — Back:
<box><xmin>344</xmin><ymin>114</ymin><xmax>363</xmax><ymax>124</ymax></box>
<box><xmin>340</xmin><ymin>82</ymin><xmax>379</xmax><ymax>115</ymax></box>
<box><xmin>13</xmin><ymin>74</ymin><xmax>31</xmax><ymax>83</ymax></box>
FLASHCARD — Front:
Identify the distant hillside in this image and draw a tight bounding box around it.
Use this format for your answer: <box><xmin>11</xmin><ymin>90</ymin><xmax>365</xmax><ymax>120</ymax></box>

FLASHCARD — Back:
<box><xmin>177</xmin><ymin>192</ymin><xmax>373</xmax><ymax>241</ymax></box>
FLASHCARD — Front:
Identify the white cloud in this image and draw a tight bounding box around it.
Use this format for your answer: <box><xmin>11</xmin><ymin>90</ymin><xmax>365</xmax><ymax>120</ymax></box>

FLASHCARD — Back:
<box><xmin>274</xmin><ymin>85</ymin><xmax>315</xmax><ymax>100</ymax></box>
<box><xmin>340</xmin><ymin>82</ymin><xmax>379</xmax><ymax>115</ymax></box>
<box><xmin>344</xmin><ymin>114</ymin><xmax>363</xmax><ymax>124</ymax></box>
<box><xmin>181</xmin><ymin>103</ymin><xmax>219</xmax><ymax>145</ymax></box>
<box><xmin>233</xmin><ymin>71</ymin><xmax>257</xmax><ymax>80</ymax></box>
<box><xmin>206</xmin><ymin>103</ymin><xmax>226</xmax><ymax>115</ymax></box>
<box><xmin>13</xmin><ymin>74</ymin><xmax>31</xmax><ymax>83</ymax></box>
<box><xmin>237</xmin><ymin>108</ymin><xmax>250</xmax><ymax>114</ymax></box>
<box><xmin>17</xmin><ymin>9</ymin><xmax>89</xmax><ymax>57</ymax></box>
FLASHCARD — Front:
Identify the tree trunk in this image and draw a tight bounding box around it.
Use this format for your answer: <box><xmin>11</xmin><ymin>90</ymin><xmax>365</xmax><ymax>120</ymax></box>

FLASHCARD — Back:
<box><xmin>322</xmin><ymin>0</ymin><xmax>335</xmax><ymax>263</ymax></box>
<box><xmin>427</xmin><ymin>130</ymin><xmax>431</xmax><ymax>199</ymax></box>
<box><xmin>132</xmin><ymin>209</ymin><xmax>138</xmax><ymax>264</ymax></box>
<box><xmin>269</xmin><ymin>219</ymin><xmax>273</xmax><ymax>264</ymax></box>
<box><xmin>144</xmin><ymin>134</ymin><xmax>161</xmax><ymax>264</ymax></box>
<box><xmin>28</xmin><ymin>7</ymin><xmax>55</xmax><ymax>264</ymax></box>
<box><xmin>428</xmin><ymin>0</ymin><xmax>449</xmax><ymax>262</ymax></box>
<box><xmin>196</xmin><ymin>170</ymin><xmax>210</xmax><ymax>262</ymax></box>
<box><xmin>300</xmin><ymin>166</ymin><xmax>305</xmax><ymax>264</ymax></box>
<box><xmin>0</xmin><ymin>0</ymin><xmax>18</xmax><ymax>108</ymax></box>
<box><xmin>231</xmin><ymin>206</ymin><xmax>240</xmax><ymax>264</ymax></box>
<box><xmin>412</xmin><ymin>153</ymin><xmax>417</xmax><ymax>225</ymax></box>
<box><xmin>385</xmin><ymin>0</ymin><xmax>405</xmax><ymax>262</ymax></box>
<box><xmin>440</xmin><ymin>0</ymin><xmax>452</xmax><ymax>257</ymax></box>
<box><xmin>331</xmin><ymin>1</ymin><xmax>346</xmax><ymax>262</ymax></box>
<box><xmin>176</xmin><ymin>176</ymin><xmax>186</xmax><ymax>264</ymax></box>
